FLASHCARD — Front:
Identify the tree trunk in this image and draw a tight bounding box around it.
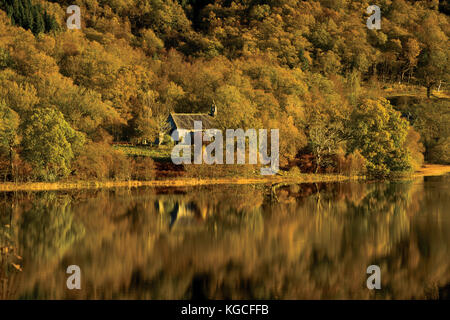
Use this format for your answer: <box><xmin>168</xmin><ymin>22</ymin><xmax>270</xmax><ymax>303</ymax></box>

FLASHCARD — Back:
<box><xmin>427</xmin><ymin>85</ymin><xmax>432</xmax><ymax>98</ymax></box>
<box><xmin>8</xmin><ymin>145</ymin><xmax>13</xmax><ymax>182</ymax></box>
<box><xmin>315</xmin><ymin>154</ymin><xmax>321</xmax><ymax>174</ymax></box>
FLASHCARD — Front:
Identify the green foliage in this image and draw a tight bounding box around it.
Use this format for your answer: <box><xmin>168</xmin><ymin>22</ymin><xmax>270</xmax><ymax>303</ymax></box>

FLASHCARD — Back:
<box><xmin>415</xmin><ymin>14</ymin><xmax>450</xmax><ymax>97</ymax></box>
<box><xmin>348</xmin><ymin>99</ymin><xmax>412</xmax><ymax>177</ymax></box>
<box><xmin>0</xmin><ymin>0</ymin><xmax>59</xmax><ymax>35</ymax></box>
<box><xmin>114</xmin><ymin>145</ymin><xmax>172</xmax><ymax>160</ymax></box>
<box><xmin>392</xmin><ymin>97</ymin><xmax>450</xmax><ymax>164</ymax></box>
<box><xmin>0</xmin><ymin>100</ymin><xmax>19</xmax><ymax>156</ymax></box>
<box><xmin>0</xmin><ymin>48</ymin><xmax>13</xmax><ymax>70</ymax></box>
<box><xmin>411</xmin><ymin>100</ymin><xmax>450</xmax><ymax>164</ymax></box>
<box><xmin>21</xmin><ymin>108</ymin><xmax>85</xmax><ymax>181</ymax></box>
<box><xmin>0</xmin><ymin>100</ymin><xmax>19</xmax><ymax>180</ymax></box>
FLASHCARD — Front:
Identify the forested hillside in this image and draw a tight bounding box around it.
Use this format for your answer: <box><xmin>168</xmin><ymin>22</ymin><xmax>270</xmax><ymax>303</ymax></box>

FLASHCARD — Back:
<box><xmin>0</xmin><ymin>0</ymin><xmax>449</xmax><ymax>182</ymax></box>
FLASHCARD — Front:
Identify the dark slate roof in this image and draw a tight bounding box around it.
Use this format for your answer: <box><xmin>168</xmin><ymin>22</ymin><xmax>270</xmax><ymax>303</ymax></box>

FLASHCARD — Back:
<box><xmin>169</xmin><ymin>113</ymin><xmax>218</xmax><ymax>130</ymax></box>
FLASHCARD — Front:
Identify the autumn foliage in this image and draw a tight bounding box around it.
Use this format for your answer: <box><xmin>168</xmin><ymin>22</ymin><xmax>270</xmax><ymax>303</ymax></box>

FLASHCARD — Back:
<box><xmin>0</xmin><ymin>0</ymin><xmax>448</xmax><ymax>181</ymax></box>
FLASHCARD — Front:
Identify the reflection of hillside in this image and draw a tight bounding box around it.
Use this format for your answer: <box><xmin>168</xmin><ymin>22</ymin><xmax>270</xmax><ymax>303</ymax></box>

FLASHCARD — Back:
<box><xmin>1</xmin><ymin>177</ymin><xmax>449</xmax><ymax>299</ymax></box>
<box><xmin>19</xmin><ymin>195</ymin><xmax>85</xmax><ymax>266</ymax></box>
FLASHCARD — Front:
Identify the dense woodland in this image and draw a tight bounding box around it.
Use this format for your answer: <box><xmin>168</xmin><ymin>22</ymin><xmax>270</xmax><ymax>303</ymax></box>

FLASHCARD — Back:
<box><xmin>0</xmin><ymin>0</ymin><xmax>449</xmax><ymax>182</ymax></box>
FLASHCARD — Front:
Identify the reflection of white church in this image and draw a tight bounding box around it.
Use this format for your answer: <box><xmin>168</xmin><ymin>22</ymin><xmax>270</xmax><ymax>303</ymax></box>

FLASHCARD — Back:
<box><xmin>156</xmin><ymin>199</ymin><xmax>210</xmax><ymax>230</ymax></box>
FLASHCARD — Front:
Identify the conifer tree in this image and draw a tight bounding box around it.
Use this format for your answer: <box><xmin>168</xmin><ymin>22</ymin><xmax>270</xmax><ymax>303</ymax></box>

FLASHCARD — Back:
<box><xmin>0</xmin><ymin>0</ymin><xmax>58</xmax><ymax>35</ymax></box>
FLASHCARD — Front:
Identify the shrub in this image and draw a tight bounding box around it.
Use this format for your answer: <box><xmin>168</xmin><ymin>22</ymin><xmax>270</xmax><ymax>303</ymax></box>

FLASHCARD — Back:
<box><xmin>405</xmin><ymin>127</ymin><xmax>425</xmax><ymax>170</ymax></box>
<box><xmin>11</xmin><ymin>156</ymin><xmax>33</xmax><ymax>182</ymax></box>
<box><xmin>162</xmin><ymin>133</ymin><xmax>175</xmax><ymax>146</ymax></box>
<box><xmin>429</xmin><ymin>137</ymin><xmax>450</xmax><ymax>164</ymax></box>
<box><xmin>110</xmin><ymin>150</ymin><xmax>131</xmax><ymax>181</ymax></box>
<box><xmin>131</xmin><ymin>157</ymin><xmax>155</xmax><ymax>180</ymax></box>
<box><xmin>73</xmin><ymin>142</ymin><xmax>130</xmax><ymax>181</ymax></box>
<box><xmin>288</xmin><ymin>166</ymin><xmax>302</xmax><ymax>177</ymax></box>
<box><xmin>337</xmin><ymin>150</ymin><xmax>367</xmax><ymax>176</ymax></box>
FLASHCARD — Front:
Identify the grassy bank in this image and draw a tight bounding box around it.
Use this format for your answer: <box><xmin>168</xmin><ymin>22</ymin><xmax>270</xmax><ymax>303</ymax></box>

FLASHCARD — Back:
<box><xmin>0</xmin><ymin>173</ymin><xmax>351</xmax><ymax>192</ymax></box>
<box><xmin>113</xmin><ymin>144</ymin><xmax>173</xmax><ymax>160</ymax></box>
<box><xmin>0</xmin><ymin>165</ymin><xmax>448</xmax><ymax>192</ymax></box>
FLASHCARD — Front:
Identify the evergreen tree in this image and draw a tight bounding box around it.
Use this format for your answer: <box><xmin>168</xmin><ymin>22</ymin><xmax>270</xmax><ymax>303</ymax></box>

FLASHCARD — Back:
<box><xmin>43</xmin><ymin>10</ymin><xmax>58</xmax><ymax>33</ymax></box>
<box><xmin>31</xmin><ymin>5</ymin><xmax>44</xmax><ymax>35</ymax></box>
<box><xmin>0</xmin><ymin>0</ymin><xmax>58</xmax><ymax>35</ymax></box>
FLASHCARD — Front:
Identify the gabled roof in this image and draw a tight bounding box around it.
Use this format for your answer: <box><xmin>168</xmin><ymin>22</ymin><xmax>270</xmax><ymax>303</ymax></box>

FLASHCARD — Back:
<box><xmin>169</xmin><ymin>113</ymin><xmax>218</xmax><ymax>130</ymax></box>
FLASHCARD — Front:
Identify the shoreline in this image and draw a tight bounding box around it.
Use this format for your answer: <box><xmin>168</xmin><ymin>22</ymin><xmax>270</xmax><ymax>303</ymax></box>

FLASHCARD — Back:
<box><xmin>0</xmin><ymin>164</ymin><xmax>448</xmax><ymax>192</ymax></box>
<box><xmin>411</xmin><ymin>164</ymin><xmax>450</xmax><ymax>177</ymax></box>
<box><xmin>0</xmin><ymin>175</ymin><xmax>351</xmax><ymax>192</ymax></box>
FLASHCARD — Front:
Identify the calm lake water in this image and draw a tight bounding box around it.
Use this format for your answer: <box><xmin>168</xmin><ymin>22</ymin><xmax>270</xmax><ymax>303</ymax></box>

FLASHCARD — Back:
<box><xmin>1</xmin><ymin>174</ymin><xmax>449</xmax><ymax>299</ymax></box>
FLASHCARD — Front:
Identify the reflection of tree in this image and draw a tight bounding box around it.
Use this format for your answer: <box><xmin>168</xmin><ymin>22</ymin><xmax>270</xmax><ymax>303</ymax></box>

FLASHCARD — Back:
<box><xmin>19</xmin><ymin>195</ymin><xmax>85</xmax><ymax>265</ymax></box>
<box><xmin>0</xmin><ymin>204</ymin><xmax>21</xmax><ymax>299</ymax></box>
<box><xmin>5</xmin><ymin>178</ymin><xmax>450</xmax><ymax>299</ymax></box>
<box><xmin>339</xmin><ymin>181</ymin><xmax>415</xmax><ymax>257</ymax></box>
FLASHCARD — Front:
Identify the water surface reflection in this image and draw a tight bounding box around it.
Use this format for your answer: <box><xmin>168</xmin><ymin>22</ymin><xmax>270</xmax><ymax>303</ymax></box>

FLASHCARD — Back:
<box><xmin>0</xmin><ymin>175</ymin><xmax>449</xmax><ymax>299</ymax></box>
